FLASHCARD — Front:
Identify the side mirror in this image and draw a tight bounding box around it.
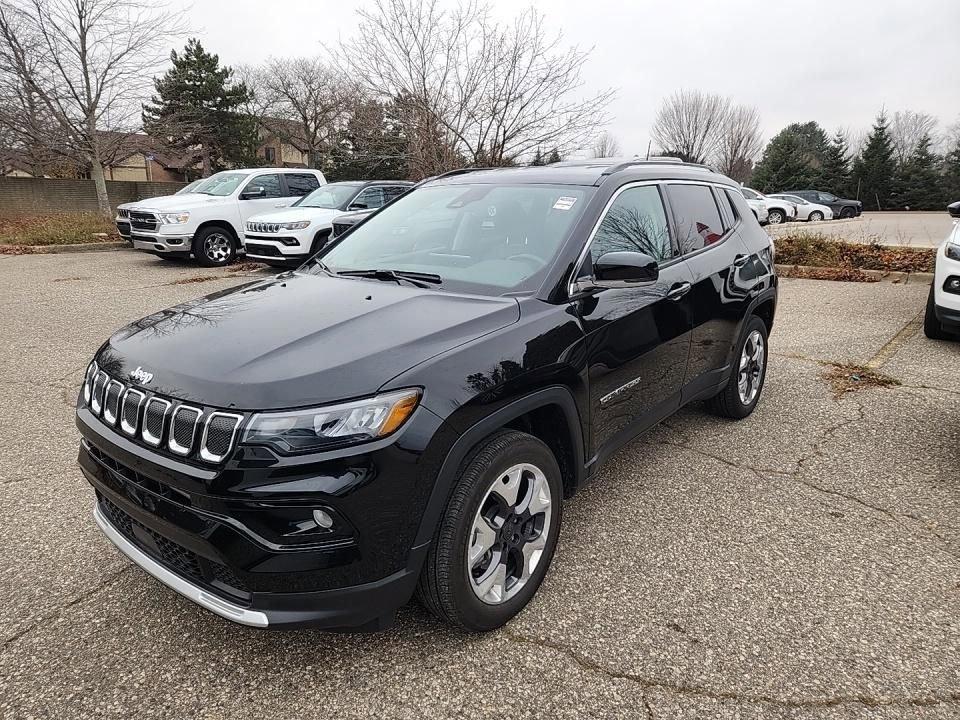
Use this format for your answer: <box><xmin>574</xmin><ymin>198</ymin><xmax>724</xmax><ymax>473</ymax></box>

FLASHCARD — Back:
<box><xmin>241</xmin><ymin>186</ymin><xmax>266</xmax><ymax>200</ymax></box>
<box><xmin>949</xmin><ymin>201</ymin><xmax>960</xmax><ymax>219</ymax></box>
<box><xmin>348</xmin><ymin>202</ymin><xmax>369</xmax><ymax>211</ymax></box>
<box><xmin>594</xmin><ymin>251</ymin><xmax>659</xmax><ymax>284</ymax></box>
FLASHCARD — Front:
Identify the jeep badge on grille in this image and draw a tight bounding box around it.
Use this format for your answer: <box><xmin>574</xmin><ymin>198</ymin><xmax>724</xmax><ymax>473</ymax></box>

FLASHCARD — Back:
<box><xmin>129</xmin><ymin>366</ymin><xmax>154</xmax><ymax>385</ymax></box>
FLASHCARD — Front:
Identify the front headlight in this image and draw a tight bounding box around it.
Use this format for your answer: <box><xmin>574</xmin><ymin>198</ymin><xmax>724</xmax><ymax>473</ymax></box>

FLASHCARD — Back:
<box><xmin>242</xmin><ymin>388</ymin><xmax>421</xmax><ymax>454</ymax></box>
<box><xmin>159</xmin><ymin>212</ymin><xmax>190</xmax><ymax>225</ymax></box>
<box><xmin>280</xmin><ymin>220</ymin><xmax>311</xmax><ymax>231</ymax></box>
<box><xmin>946</xmin><ymin>242</ymin><xmax>960</xmax><ymax>261</ymax></box>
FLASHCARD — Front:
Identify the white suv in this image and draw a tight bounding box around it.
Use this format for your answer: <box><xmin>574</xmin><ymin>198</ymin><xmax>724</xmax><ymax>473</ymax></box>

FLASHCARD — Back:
<box><xmin>127</xmin><ymin>168</ymin><xmax>326</xmax><ymax>266</ymax></box>
<box><xmin>923</xmin><ymin>201</ymin><xmax>960</xmax><ymax>340</ymax></box>
<box><xmin>740</xmin><ymin>187</ymin><xmax>797</xmax><ymax>225</ymax></box>
<box><xmin>243</xmin><ymin>181</ymin><xmax>412</xmax><ymax>267</ymax></box>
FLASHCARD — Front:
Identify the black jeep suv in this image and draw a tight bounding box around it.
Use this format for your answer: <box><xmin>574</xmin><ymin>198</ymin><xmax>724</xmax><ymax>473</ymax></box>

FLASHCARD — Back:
<box><xmin>76</xmin><ymin>160</ymin><xmax>777</xmax><ymax>632</ymax></box>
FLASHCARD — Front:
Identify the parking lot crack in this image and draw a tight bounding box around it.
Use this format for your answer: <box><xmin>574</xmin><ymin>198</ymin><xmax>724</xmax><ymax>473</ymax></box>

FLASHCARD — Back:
<box><xmin>0</xmin><ymin>566</ymin><xmax>134</xmax><ymax>651</ymax></box>
<box><xmin>500</xmin><ymin>629</ymin><xmax>960</xmax><ymax>710</ymax></box>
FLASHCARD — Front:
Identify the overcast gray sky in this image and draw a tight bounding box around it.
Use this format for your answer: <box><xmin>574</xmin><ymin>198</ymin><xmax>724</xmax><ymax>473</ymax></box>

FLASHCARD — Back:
<box><xmin>173</xmin><ymin>0</ymin><xmax>960</xmax><ymax>154</ymax></box>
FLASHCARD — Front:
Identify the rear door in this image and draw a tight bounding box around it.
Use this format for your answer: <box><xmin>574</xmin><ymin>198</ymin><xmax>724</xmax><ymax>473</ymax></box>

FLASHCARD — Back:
<box><xmin>576</xmin><ymin>183</ymin><xmax>694</xmax><ymax>458</ymax></box>
<box><xmin>664</xmin><ymin>182</ymin><xmax>754</xmax><ymax>399</ymax></box>
<box><xmin>283</xmin><ymin>172</ymin><xmax>321</xmax><ymax>200</ymax></box>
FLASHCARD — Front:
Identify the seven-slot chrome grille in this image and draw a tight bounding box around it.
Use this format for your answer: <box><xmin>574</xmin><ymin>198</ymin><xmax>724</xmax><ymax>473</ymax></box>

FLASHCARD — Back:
<box><xmin>82</xmin><ymin>361</ymin><xmax>243</xmax><ymax>465</ymax></box>
<box><xmin>245</xmin><ymin>221</ymin><xmax>281</xmax><ymax>234</ymax></box>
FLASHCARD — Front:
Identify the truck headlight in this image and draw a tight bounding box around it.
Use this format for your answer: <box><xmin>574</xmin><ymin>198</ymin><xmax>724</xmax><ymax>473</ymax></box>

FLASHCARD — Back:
<box><xmin>242</xmin><ymin>389</ymin><xmax>420</xmax><ymax>454</ymax></box>
<box><xmin>280</xmin><ymin>221</ymin><xmax>311</xmax><ymax>231</ymax></box>
<box><xmin>946</xmin><ymin>242</ymin><xmax>960</xmax><ymax>261</ymax></box>
<box><xmin>159</xmin><ymin>212</ymin><xmax>190</xmax><ymax>225</ymax></box>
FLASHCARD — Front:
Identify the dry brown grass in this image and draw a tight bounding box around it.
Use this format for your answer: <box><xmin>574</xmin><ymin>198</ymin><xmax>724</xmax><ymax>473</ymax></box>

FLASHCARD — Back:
<box><xmin>774</xmin><ymin>233</ymin><xmax>935</xmax><ymax>273</ymax></box>
<box><xmin>0</xmin><ymin>212</ymin><xmax>118</xmax><ymax>246</ymax></box>
<box><xmin>823</xmin><ymin>362</ymin><xmax>901</xmax><ymax>398</ymax></box>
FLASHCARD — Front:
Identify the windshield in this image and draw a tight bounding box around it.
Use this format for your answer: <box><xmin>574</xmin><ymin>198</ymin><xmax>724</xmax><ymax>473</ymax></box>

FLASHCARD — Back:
<box><xmin>175</xmin><ymin>180</ymin><xmax>202</xmax><ymax>195</ymax></box>
<box><xmin>190</xmin><ymin>173</ymin><xmax>247</xmax><ymax>196</ymax></box>
<box><xmin>295</xmin><ymin>183</ymin><xmax>360</xmax><ymax>209</ymax></box>
<box><xmin>315</xmin><ymin>183</ymin><xmax>594</xmax><ymax>295</ymax></box>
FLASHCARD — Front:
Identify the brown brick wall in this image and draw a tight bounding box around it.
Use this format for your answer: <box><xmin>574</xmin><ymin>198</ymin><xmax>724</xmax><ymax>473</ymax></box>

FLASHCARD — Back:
<box><xmin>0</xmin><ymin>177</ymin><xmax>189</xmax><ymax>214</ymax></box>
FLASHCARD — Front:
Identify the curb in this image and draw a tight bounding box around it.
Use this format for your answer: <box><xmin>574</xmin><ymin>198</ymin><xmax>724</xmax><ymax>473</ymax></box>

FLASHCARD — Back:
<box><xmin>775</xmin><ymin>263</ymin><xmax>934</xmax><ymax>284</ymax></box>
<box><xmin>0</xmin><ymin>240</ymin><xmax>127</xmax><ymax>255</ymax></box>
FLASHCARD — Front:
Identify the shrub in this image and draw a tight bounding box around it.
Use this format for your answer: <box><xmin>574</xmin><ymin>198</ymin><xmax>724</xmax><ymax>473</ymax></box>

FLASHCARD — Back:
<box><xmin>0</xmin><ymin>212</ymin><xmax>119</xmax><ymax>246</ymax></box>
<box><xmin>774</xmin><ymin>232</ymin><xmax>935</xmax><ymax>273</ymax></box>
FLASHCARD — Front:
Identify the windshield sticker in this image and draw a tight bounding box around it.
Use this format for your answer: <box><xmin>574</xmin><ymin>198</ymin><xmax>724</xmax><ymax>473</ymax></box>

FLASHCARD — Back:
<box><xmin>553</xmin><ymin>196</ymin><xmax>577</xmax><ymax>211</ymax></box>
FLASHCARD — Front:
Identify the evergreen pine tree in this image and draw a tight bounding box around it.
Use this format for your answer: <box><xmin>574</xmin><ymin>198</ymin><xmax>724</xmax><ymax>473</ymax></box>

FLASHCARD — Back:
<box><xmin>547</xmin><ymin>148</ymin><xmax>562</xmax><ymax>164</ymax></box>
<box><xmin>143</xmin><ymin>39</ymin><xmax>258</xmax><ymax>175</ymax></box>
<box><xmin>851</xmin><ymin>112</ymin><xmax>897</xmax><ymax>210</ymax></box>
<box><xmin>942</xmin><ymin>140</ymin><xmax>960</xmax><ymax>205</ymax></box>
<box><xmin>818</xmin><ymin>130</ymin><xmax>851</xmax><ymax>196</ymax></box>
<box><xmin>530</xmin><ymin>148</ymin><xmax>545</xmax><ymax>166</ymax></box>
<box><xmin>889</xmin><ymin>135</ymin><xmax>943</xmax><ymax>210</ymax></box>
<box><xmin>750</xmin><ymin>122</ymin><xmax>829</xmax><ymax>192</ymax></box>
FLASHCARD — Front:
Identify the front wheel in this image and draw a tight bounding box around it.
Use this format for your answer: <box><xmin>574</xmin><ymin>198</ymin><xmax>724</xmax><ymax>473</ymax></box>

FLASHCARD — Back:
<box><xmin>808</xmin><ymin>211</ymin><xmax>824</xmax><ymax>222</ymax></box>
<box><xmin>924</xmin><ymin>283</ymin><xmax>949</xmax><ymax>340</ymax></box>
<box><xmin>193</xmin><ymin>226</ymin><xmax>236</xmax><ymax>267</ymax></box>
<box><xmin>767</xmin><ymin>209</ymin><xmax>785</xmax><ymax>225</ymax></box>
<box><xmin>839</xmin><ymin>207</ymin><xmax>856</xmax><ymax>219</ymax></box>
<box><xmin>417</xmin><ymin>430</ymin><xmax>563</xmax><ymax>631</ymax></box>
<box><xmin>707</xmin><ymin>316</ymin><xmax>769</xmax><ymax>419</ymax></box>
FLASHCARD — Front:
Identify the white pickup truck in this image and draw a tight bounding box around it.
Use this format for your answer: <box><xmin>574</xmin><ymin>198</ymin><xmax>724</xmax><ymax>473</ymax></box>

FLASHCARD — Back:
<box><xmin>126</xmin><ymin>168</ymin><xmax>326</xmax><ymax>266</ymax></box>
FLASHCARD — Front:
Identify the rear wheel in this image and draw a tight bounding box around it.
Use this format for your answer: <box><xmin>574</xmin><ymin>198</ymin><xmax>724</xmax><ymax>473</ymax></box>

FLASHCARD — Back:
<box><xmin>808</xmin><ymin>211</ymin><xmax>824</xmax><ymax>222</ymax></box>
<box><xmin>767</xmin><ymin>209</ymin><xmax>785</xmax><ymax>225</ymax></box>
<box><xmin>707</xmin><ymin>315</ymin><xmax>768</xmax><ymax>419</ymax></box>
<box><xmin>924</xmin><ymin>283</ymin><xmax>949</xmax><ymax>340</ymax></box>
<box><xmin>193</xmin><ymin>226</ymin><xmax>236</xmax><ymax>267</ymax></box>
<box><xmin>417</xmin><ymin>430</ymin><xmax>562</xmax><ymax>631</ymax></box>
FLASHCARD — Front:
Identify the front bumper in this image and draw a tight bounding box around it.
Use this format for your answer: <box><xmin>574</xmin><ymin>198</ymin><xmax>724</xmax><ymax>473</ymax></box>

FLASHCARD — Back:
<box><xmin>132</xmin><ymin>232</ymin><xmax>192</xmax><ymax>254</ymax></box>
<box><xmin>934</xmin><ymin>245</ymin><xmax>960</xmax><ymax>317</ymax></box>
<box><xmin>243</xmin><ymin>233</ymin><xmax>313</xmax><ymax>264</ymax></box>
<box><xmin>76</xmin><ymin>403</ymin><xmax>450</xmax><ymax>629</ymax></box>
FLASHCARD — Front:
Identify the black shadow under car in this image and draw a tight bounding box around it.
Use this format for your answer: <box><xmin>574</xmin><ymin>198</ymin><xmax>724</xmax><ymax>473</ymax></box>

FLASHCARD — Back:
<box><xmin>76</xmin><ymin>159</ymin><xmax>778</xmax><ymax>631</ymax></box>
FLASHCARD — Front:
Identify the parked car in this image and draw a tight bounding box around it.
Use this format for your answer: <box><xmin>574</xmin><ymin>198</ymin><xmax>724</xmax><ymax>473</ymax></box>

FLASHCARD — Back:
<box><xmin>923</xmin><ymin>200</ymin><xmax>960</xmax><ymax>340</ymax></box>
<box><xmin>740</xmin><ymin>187</ymin><xmax>796</xmax><ymax>225</ymax></box>
<box><xmin>738</xmin><ymin>188</ymin><xmax>769</xmax><ymax>224</ymax></box>
<box><xmin>244</xmin><ymin>181</ymin><xmax>412</xmax><ymax>267</ymax></box>
<box><xmin>115</xmin><ymin>180</ymin><xmax>202</xmax><ymax>241</ymax></box>
<box><xmin>331</xmin><ymin>208</ymin><xmax>375</xmax><ymax>238</ymax></box>
<box><xmin>126</xmin><ymin>168</ymin><xmax>326</xmax><ymax>266</ymax></box>
<box><xmin>767</xmin><ymin>193</ymin><xmax>834</xmax><ymax>222</ymax></box>
<box><xmin>783</xmin><ymin>190</ymin><xmax>862</xmax><ymax>219</ymax></box>
<box><xmin>76</xmin><ymin>159</ymin><xmax>777</xmax><ymax>632</ymax></box>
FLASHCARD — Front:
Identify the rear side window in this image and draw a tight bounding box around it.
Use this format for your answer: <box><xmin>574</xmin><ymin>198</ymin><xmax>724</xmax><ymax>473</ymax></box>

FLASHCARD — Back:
<box><xmin>717</xmin><ymin>187</ymin><xmax>738</xmax><ymax>228</ymax></box>
<box><xmin>726</xmin><ymin>189</ymin><xmax>753</xmax><ymax>223</ymax></box>
<box><xmin>666</xmin><ymin>184</ymin><xmax>725</xmax><ymax>255</ymax></box>
<box><xmin>588</xmin><ymin>185</ymin><xmax>672</xmax><ymax>265</ymax></box>
<box><xmin>286</xmin><ymin>173</ymin><xmax>320</xmax><ymax>197</ymax></box>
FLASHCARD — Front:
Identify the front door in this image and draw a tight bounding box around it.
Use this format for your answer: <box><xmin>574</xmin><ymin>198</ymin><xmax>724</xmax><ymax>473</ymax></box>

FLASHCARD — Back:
<box><xmin>576</xmin><ymin>183</ymin><xmax>694</xmax><ymax>460</ymax></box>
<box><xmin>238</xmin><ymin>173</ymin><xmax>289</xmax><ymax>223</ymax></box>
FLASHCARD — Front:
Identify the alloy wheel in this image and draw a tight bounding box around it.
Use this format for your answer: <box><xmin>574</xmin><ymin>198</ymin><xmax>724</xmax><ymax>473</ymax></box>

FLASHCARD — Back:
<box><xmin>467</xmin><ymin>462</ymin><xmax>552</xmax><ymax>605</ymax></box>
<box><xmin>768</xmin><ymin>210</ymin><xmax>784</xmax><ymax>224</ymax></box>
<box><xmin>738</xmin><ymin>329</ymin><xmax>765</xmax><ymax>405</ymax></box>
<box><xmin>204</xmin><ymin>232</ymin><xmax>232</xmax><ymax>264</ymax></box>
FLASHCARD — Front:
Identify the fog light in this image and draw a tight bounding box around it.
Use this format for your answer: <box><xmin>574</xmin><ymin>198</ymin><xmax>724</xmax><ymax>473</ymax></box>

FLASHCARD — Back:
<box><xmin>945</xmin><ymin>276</ymin><xmax>960</xmax><ymax>295</ymax></box>
<box><xmin>312</xmin><ymin>509</ymin><xmax>334</xmax><ymax>529</ymax></box>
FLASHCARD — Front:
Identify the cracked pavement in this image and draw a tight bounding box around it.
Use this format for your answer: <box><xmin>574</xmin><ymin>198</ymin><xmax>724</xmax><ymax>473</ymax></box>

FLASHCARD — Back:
<box><xmin>1</xmin><ymin>250</ymin><xmax>958</xmax><ymax>719</ymax></box>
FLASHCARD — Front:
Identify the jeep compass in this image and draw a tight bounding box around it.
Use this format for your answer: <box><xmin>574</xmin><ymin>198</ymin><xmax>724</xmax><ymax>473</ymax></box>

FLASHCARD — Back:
<box><xmin>76</xmin><ymin>159</ymin><xmax>777</xmax><ymax>632</ymax></box>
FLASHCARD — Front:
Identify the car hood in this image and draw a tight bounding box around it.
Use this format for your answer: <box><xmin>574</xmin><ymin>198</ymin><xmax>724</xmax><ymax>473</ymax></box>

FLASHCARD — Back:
<box><xmin>99</xmin><ymin>273</ymin><xmax>520</xmax><ymax>410</ymax></box>
<box><xmin>131</xmin><ymin>194</ymin><xmax>232</xmax><ymax>211</ymax></box>
<box><xmin>246</xmin><ymin>207</ymin><xmax>342</xmax><ymax>225</ymax></box>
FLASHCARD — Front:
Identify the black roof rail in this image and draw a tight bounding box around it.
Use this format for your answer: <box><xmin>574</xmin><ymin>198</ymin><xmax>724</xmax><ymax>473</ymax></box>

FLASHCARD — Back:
<box><xmin>415</xmin><ymin>166</ymin><xmax>491</xmax><ymax>187</ymax></box>
<box><xmin>597</xmin><ymin>157</ymin><xmax>715</xmax><ymax>180</ymax></box>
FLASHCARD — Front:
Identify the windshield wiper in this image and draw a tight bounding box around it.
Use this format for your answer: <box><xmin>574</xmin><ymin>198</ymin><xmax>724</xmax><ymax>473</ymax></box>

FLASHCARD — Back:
<box><xmin>338</xmin><ymin>269</ymin><xmax>442</xmax><ymax>288</ymax></box>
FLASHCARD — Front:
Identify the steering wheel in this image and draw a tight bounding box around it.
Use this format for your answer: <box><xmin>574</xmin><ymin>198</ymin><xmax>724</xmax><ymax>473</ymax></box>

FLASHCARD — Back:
<box><xmin>507</xmin><ymin>253</ymin><xmax>544</xmax><ymax>266</ymax></box>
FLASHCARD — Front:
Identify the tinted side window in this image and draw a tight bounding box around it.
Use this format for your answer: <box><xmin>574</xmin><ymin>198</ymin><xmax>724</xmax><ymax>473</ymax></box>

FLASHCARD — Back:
<box><xmin>726</xmin><ymin>189</ymin><xmax>754</xmax><ymax>224</ymax></box>
<box><xmin>353</xmin><ymin>187</ymin><xmax>386</xmax><ymax>209</ymax></box>
<box><xmin>720</xmin><ymin>188</ymin><xmax>739</xmax><ymax>225</ymax></box>
<box><xmin>666</xmin><ymin>184</ymin><xmax>725</xmax><ymax>255</ymax></box>
<box><xmin>590</xmin><ymin>185</ymin><xmax>672</xmax><ymax>265</ymax></box>
<box><xmin>286</xmin><ymin>173</ymin><xmax>320</xmax><ymax>197</ymax></box>
<box><xmin>247</xmin><ymin>174</ymin><xmax>282</xmax><ymax>198</ymax></box>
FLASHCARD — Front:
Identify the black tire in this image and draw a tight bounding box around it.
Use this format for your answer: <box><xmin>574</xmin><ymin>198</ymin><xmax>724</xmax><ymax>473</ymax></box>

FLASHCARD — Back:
<box><xmin>924</xmin><ymin>283</ymin><xmax>948</xmax><ymax>340</ymax></box>
<box><xmin>192</xmin><ymin>225</ymin><xmax>237</xmax><ymax>267</ymax></box>
<box><xmin>767</xmin><ymin>208</ymin><xmax>785</xmax><ymax>225</ymax></box>
<box><xmin>309</xmin><ymin>228</ymin><xmax>332</xmax><ymax>256</ymax></box>
<box><xmin>417</xmin><ymin>429</ymin><xmax>563</xmax><ymax>632</ymax></box>
<box><xmin>707</xmin><ymin>315</ymin><xmax>769</xmax><ymax>419</ymax></box>
<box><xmin>839</xmin><ymin>206</ymin><xmax>856</xmax><ymax>219</ymax></box>
<box><xmin>808</xmin><ymin>211</ymin><xmax>824</xmax><ymax>222</ymax></box>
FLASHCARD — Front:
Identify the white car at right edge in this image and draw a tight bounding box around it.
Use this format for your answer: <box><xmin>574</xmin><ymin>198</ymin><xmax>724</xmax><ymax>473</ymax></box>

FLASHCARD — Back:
<box><xmin>924</xmin><ymin>200</ymin><xmax>960</xmax><ymax>340</ymax></box>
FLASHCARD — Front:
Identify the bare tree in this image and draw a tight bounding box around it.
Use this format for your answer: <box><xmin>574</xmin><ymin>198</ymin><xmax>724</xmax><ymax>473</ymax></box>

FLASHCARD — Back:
<box><xmin>243</xmin><ymin>57</ymin><xmax>353</xmax><ymax>169</ymax></box>
<box><xmin>890</xmin><ymin>110</ymin><xmax>938</xmax><ymax>164</ymax></box>
<box><xmin>715</xmin><ymin>104</ymin><xmax>762</xmax><ymax>182</ymax></box>
<box><xmin>339</xmin><ymin>0</ymin><xmax>614</xmax><ymax>176</ymax></box>
<box><xmin>0</xmin><ymin>0</ymin><xmax>181</xmax><ymax>213</ymax></box>
<box><xmin>590</xmin><ymin>131</ymin><xmax>622</xmax><ymax>158</ymax></box>
<box><xmin>651</xmin><ymin>89</ymin><xmax>731</xmax><ymax>164</ymax></box>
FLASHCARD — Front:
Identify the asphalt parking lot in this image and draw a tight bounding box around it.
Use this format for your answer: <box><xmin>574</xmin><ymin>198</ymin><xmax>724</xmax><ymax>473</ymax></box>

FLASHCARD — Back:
<box><xmin>1</xmin><ymin>250</ymin><xmax>958</xmax><ymax>719</ymax></box>
<box><xmin>768</xmin><ymin>211</ymin><xmax>953</xmax><ymax>248</ymax></box>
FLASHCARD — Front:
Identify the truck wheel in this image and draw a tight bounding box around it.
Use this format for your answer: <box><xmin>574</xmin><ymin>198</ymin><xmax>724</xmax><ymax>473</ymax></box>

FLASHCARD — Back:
<box><xmin>707</xmin><ymin>315</ymin><xmax>768</xmax><ymax>419</ymax></box>
<box><xmin>923</xmin><ymin>283</ymin><xmax>949</xmax><ymax>340</ymax></box>
<box><xmin>193</xmin><ymin>226</ymin><xmax>236</xmax><ymax>267</ymax></box>
<box><xmin>417</xmin><ymin>429</ymin><xmax>563</xmax><ymax>632</ymax></box>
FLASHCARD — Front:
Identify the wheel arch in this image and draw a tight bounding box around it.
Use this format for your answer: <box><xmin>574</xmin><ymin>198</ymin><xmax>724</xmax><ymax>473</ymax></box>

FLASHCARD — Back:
<box><xmin>194</xmin><ymin>220</ymin><xmax>240</xmax><ymax>247</ymax></box>
<box><xmin>412</xmin><ymin>386</ymin><xmax>585</xmax><ymax>549</ymax></box>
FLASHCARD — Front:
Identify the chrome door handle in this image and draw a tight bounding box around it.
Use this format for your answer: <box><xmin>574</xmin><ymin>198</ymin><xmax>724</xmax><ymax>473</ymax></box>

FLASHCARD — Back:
<box><xmin>666</xmin><ymin>282</ymin><xmax>692</xmax><ymax>301</ymax></box>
